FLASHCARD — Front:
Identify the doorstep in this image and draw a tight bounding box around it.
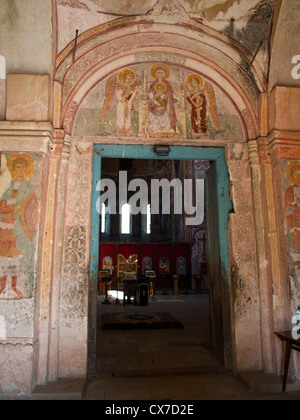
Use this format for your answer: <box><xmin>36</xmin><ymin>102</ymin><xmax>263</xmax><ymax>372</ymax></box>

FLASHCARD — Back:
<box><xmin>237</xmin><ymin>371</ymin><xmax>300</xmax><ymax>393</ymax></box>
<box><xmin>31</xmin><ymin>378</ymin><xmax>86</xmax><ymax>400</ymax></box>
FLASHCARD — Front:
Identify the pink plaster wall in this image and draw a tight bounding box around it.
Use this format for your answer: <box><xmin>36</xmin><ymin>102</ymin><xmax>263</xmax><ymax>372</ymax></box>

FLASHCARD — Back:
<box><xmin>269</xmin><ymin>86</ymin><xmax>300</xmax><ymax>132</ymax></box>
<box><xmin>6</xmin><ymin>75</ymin><xmax>50</xmax><ymax>122</ymax></box>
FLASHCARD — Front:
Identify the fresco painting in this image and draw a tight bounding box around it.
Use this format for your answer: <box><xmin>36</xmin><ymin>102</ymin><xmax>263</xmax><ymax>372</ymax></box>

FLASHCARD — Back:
<box><xmin>99</xmin><ymin>69</ymin><xmax>142</xmax><ymax>136</ymax></box>
<box><xmin>0</xmin><ymin>153</ymin><xmax>41</xmax><ymax>300</ymax></box>
<box><xmin>74</xmin><ymin>64</ymin><xmax>244</xmax><ymax>141</ymax></box>
<box><xmin>147</xmin><ymin>64</ymin><xmax>178</xmax><ymax>137</ymax></box>
<box><xmin>285</xmin><ymin>161</ymin><xmax>300</xmax><ymax>285</ymax></box>
<box><xmin>181</xmin><ymin>74</ymin><xmax>221</xmax><ymax>137</ymax></box>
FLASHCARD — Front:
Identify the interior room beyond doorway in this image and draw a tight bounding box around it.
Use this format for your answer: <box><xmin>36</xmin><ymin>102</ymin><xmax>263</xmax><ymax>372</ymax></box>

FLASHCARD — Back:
<box><xmin>98</xmin><ymin>158</ymin><xmax>210</xmax><ymax>296</ymax></box>
<box><xmin>95</xmin><ymin>157</ymin><xmax>218</xmax><ymax>377</ymax></box>
<box><xmin>89</xmin><ymin>145</ymin><xmax>233</xmax><ymax>376</ymax></box>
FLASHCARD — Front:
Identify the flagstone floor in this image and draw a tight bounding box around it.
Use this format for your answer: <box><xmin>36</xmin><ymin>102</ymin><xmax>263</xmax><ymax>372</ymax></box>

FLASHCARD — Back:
<box><xmin>95</xmin><ymin>292</ymin><xmax>223</xmax><ymax>377</ymax></box>
<box><xmin>81</xmin><ymin>292</ymin><xmax>300</xmax><ymax>400</ymax></box>
<box><xmin>3</xmin><ymin>292</ymin><xmax>300</xmax><ymax>401</ymax></box>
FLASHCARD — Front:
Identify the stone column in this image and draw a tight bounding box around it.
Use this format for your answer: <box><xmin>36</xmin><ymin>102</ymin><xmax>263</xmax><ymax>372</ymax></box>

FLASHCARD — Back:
<box><xmin>36</xmin><ymin>133</ymin><xmax>63</xmax><ymax>385</ymax></box>
<box><xmin>248</xmin><ymin>140</ymin><xmax>277</xmax><ymax>374</ymax></box>
<box><xmin>226</xmin><ymin>143</ymin><xmax>263</xmax><ymax>372</ymax></box>
<box><xmin>47</xmin><ymin>131</ymin><xmax>71</xmax><ymax>382</ymax></box>
<box><xmin>58</xmin><ymin>140</ymin><xmax>93</xmax><ymax>379</ymax></box>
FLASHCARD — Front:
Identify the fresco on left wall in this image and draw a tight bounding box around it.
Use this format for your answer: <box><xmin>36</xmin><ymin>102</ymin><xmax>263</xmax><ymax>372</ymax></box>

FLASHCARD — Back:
<box><xmin>284</xmin><ymin>160</ymin><xmax>300</xmax><ymax>299</ymax></box>
<box><xmin>74</xmin><ymin>64</ymin><xmax>244</xmax><ymax>141</ymax></box>
<box><xmin>0</xmin><ymin>152</ymin><xmax>42</xmax><ymax>300</ymax></box>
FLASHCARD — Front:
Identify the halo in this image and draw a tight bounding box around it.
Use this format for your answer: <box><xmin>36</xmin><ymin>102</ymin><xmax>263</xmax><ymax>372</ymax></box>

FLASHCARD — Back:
<box><xmin>286</xmin><ymin>161</ymin><xmax>300</xmax><ymax>185</ymax></box>
<box><xmin>155</xmin><ymin>82</ymin><xmax>167</xmax><ymax>93</ymax></box>
<box><xmin>187</xmin><ymin>74</ymin><xmax>204</xmax><ymax>88</ymax></box>
<box><xmin>151</xmin><ymin>64</ymin><xmax>170</xmax><ymax>80</ymax></box>
<box><xmin>118</xmin><ymin>68</ymin><xmax>136</xmax><ymax>84</ymax></box>
<box><xmin>6</xmin><ymin>153</ymin><xmax>35</xmax><ymax>179</ymax></box>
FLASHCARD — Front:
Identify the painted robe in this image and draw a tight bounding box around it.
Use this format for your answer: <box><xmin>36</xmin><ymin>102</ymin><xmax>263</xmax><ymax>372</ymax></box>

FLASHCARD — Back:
<box><xmin>148</xmin><ymin>80</ymin><xmax>177</xmax><ymax>133</ymax></box>
<box><xmin>286</xmin><ymin>184</ymin><xmax>300</xmax><ymax>253</ymax></box>
<box><xmin>185</xmin><ymin>89</ymin><xmax>208</xmax><ymax>135</ymax></box>
<box><xmin>0</xmin><ymin>179</ymin><xmax>37</xmax><ymax>275</ymax></box>
<box><xmin>115</xmin><ymin>83</ymin><xmax>140</xmax><ymax>136</ymax></box>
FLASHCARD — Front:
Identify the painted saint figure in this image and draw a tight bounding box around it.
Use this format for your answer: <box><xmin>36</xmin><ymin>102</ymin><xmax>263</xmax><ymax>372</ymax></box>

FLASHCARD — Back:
<box><xmin>182</xmin><ymin>74</ymin><xmax>221</xmax><ymax>137</ymax></box>
<box><xmin>148</xmin><ymin>64</ymin><xmax>177</xmax><ymax>135</ymax></box>
<box><xmin>99</xmin><ymin>68</ymin><xmax>141</xmax><ymax>136</ymax></box>
<box><xmin>103</xmin><ymin>256</ymin><xmax>113</xmax><ymax>275</ymax></box>
<box><xmin>142</xmin><ymin>256</ymin><xmax>152</xmax><ymax>274</ymax></box>
<box><xmin>0</xmin><ymin>153</ymin><xmax>38</xmax><ymax>300</ymax></box>
<box><xmin>159</xmin><ymin>256</ymin><xmax>170</xmax><ymax>274</ymax></box>
<box><xmin>154</xmin><ymin>83</ymin><xmax>168</xmax><ymax>111</ymax></box>
<box><xmin>177</xmin><ymin>256</ymin><xmax>186</xmax><ymax>276</ymax></box>
<box><xmin>285</xmin><ymin>161</ymin><xmax>300</xmax><ymax>275</ymax></box>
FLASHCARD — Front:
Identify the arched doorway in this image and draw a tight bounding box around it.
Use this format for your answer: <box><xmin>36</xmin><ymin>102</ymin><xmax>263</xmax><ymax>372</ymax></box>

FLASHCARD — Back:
<box><xmin>88</xmin><ymin>145</ymin><xmax>233</xmax><ymax>375</ymax></box>
<box><xmin>54</xmin><ymin>11</ymin><xmax>266</xmax><ymax>380</ymax></box>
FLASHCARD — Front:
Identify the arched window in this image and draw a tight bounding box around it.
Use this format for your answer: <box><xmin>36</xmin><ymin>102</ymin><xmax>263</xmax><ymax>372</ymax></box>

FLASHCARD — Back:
<box><xmin>121</xmin><ymin>203</ymin><xmax>131</xmax><ymax>235</ymax></box>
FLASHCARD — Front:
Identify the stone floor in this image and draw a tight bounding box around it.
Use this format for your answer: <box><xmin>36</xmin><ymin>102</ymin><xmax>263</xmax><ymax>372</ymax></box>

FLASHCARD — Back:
<box><xmin>3</xmin><ymin>292</ymin><xmax>300</xmax><ymax>400</ymax></box>
<box><xmin>82</xmin><ymin>292</ymin><xmax>300</xmax><ymax>401</ymax></box>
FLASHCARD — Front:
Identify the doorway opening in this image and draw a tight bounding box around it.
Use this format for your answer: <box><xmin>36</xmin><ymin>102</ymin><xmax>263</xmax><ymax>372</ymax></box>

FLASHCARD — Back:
<box><xmin>89</xmin><ymin>145</ymin><xmax>233</xmax><ymax>378</ymax></box>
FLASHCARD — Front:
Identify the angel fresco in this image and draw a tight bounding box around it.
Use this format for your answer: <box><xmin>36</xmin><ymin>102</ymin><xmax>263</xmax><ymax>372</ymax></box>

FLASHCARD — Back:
<box><xmin>182</xmin><ymin>74</ymin><xmax>222</xmax><ymax>138</ymax></box>
<box><xmin>0</xmin><ymin>153</ymin><xmax>39</xmax><ymax>300</ymax></box>
<box><xmin>99</xmin><ymin>68</ymin><xmax>142</xmax><ymax>136</ymax></box>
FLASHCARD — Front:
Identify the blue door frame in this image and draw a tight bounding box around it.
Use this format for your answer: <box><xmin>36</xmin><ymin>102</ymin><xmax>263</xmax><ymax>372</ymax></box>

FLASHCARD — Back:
<box><xmin>88</xmin><ymin>144</ymin><xmax>233</xmax><ymax>373</ymax></box>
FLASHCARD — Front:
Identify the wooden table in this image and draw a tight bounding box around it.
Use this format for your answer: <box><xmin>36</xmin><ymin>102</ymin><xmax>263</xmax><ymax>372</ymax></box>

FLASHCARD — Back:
<box><xmin>274</xmin><ymin>331</ymin><xmax>300</xmax><ymax>392</ymax></box>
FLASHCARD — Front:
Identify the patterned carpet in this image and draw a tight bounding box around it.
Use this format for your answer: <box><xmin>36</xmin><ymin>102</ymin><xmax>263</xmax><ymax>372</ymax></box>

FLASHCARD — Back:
<box><xmin>101</xmin><ymin>312</ymin><xmax>184</xmax><ymax>330</ymax></box>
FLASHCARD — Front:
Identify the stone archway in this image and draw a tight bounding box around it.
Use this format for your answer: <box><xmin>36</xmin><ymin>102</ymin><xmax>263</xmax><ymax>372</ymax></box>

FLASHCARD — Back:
<box><xmin>53</xmin><ymin>17</ymin><xmax>262</xmax><ymax>141</ymax></box>
<box><xmin>52</xmin><ymin>10</ymin><xmax>272</xmax><ymax>381</ymax></box>
<box><xmin>2</xmin><ymin>0</ymin><xmax>300</xmax><ymax>396</ymax></box>
<box><xmin>47</xmin><ymin>0</ymin><xmax>300</xmax><ymax>390</ymax></box>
